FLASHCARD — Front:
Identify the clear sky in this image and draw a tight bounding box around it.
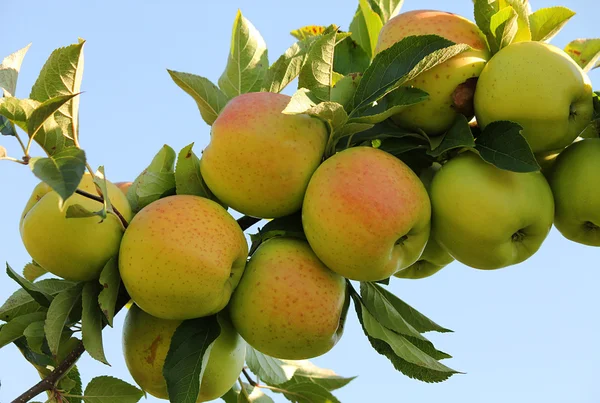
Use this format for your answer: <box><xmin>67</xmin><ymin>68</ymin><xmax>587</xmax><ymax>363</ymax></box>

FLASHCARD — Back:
<box><xmin>1</xmin><ymin>1</ymin><xmax>599</xmax><ymax>402</ymax></box>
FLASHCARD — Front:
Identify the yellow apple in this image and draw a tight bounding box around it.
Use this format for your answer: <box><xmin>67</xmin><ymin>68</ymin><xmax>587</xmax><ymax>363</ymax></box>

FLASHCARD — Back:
<box><xmin>119</xmin><ymin>195</ymin><xmax>248</xmax><ymax>320</ymax></box>
<box><xmin>229</xmin><ymin>238</ymin><xmax>346</xmax><ymax>360</ymax></box>
<box><xmin>20</xmin><ymin>173</ymin><xmax>132</xmax><ymax>281</ymax></box>
<box><xmin>302</xmin><ymin>147</ymin><xmax>431</xmax><ymax>281</ymax></box>
<box><xmin>200</xmin><ymin>92</ymin><xmax>328</xmax><ymax>219</ymax></box>
<box><xmin>375</xmin><ymin>9</ymin><xmax>490</xmax><ymax>136</ymax></box>
<box><xmin>123</xmin><ymin>305</ymin><xmax>245</xmax><ymax>402</ymax></box>
<box><xmin>394</xmin><ymin>236</ymin><xmax>453</xmax><ymax>280</ymax></box>
<box><xmin>474</xmin><ymin>41</ymin><xmax>593</xmax><ymax>153</ymax></box>
<box><xmin>115</xmin><ymin>181</ymin><xmax>132</xmax><ymax>195</ymax></box>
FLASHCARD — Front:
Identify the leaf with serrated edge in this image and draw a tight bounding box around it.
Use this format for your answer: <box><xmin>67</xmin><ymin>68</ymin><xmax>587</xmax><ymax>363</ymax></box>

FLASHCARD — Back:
<box><xmin>262</xmin><ymin>37</ymin><xmax>318</xmax><ymax>93</ymax></box>
<box><xmin>82</xmin><ymin>376</ymin><xmax>143</xmax><ymax>403</ymax></box>
<box><xmin>163</xmin><ymin>316</ymin><xmax>221</xmax><ymax>403</ymax></box>
<box><xmin>0</xmin><ymin>97</ymin><xmax>38</xmax><ymax>132</ymax></box>
<box><xmin>168</xmin><ymin>71</ymin><xmax>229</xmax><ymax>126</ymax></box>
<box><xmin>280</xmin><ymin>382</ymin><xmax>341</xmax><ymax>403</ymax></box>
<box><xmin>279</xmin><ymin>361</ymin><xmax>356</xmax><ymax>391</ymax></box>
<box><xmin>490</xmin><ymin>7</ymin><xmax>519</xmax><ymax>52</ymax></box>
<box><xmin>6</xmin><ymin>263</ymin><xmax>52</xmax><ymax>307</ymax></box>
<box><xmin>82</xmin><ymin>282</ymin><xmax>109</xmax><ymax>365</ymax></box>
<box><xmin>27</xmin><ymin>93</ymin><xmax>80</xmax><ymax>142</ymax></box>
<box><xmin>529</xmin><ymin>6</ymin><xmax>575</xmax><ymax>42</ymax></box>
<box><xmin>350</xmin><ymin>87</ymin><xmax>428</xmax><ymax>124</ymax></box>
<box><xmin>501</xmin><ymin>0</ymin><xmax>531</xmax><ymax>43</ymax></box>
<box><xmin>45</xmin><ymin>283</ymin><xmax>83</xmax><ymax>357</ymax></box>
<box><xmin>564</xmin><ymin>38</ymin><xmax>600</xmax><ymax>73</ymax></box>
<box><xmin>304</xmin><ymin>102</ymin><xmax>348</xmax><ymax>136</ymax></box>
<box><xmin>367</xmin><ymin>0</ymin><xmax>404</xmax><ymax>23</ymax></box>
<box><xmin>246</xmin><ymin>347</ymin><xmax>295</xmax><ymax>385</ymax></box>
<box><xmin>0</xmin><ymin>312</ymin><xmax>47</xmax><ymax>348</ymax></box>
<box><xmin>64</xmin><ymin>365</ymin><xmax>83</xmax><ymax>403</ymax></box>
<box><xmin>290</xmin><ymin>25</ymin><xmax>327</xmax><ymax>40</ymax></box>
<box><xmin>98</xmin><ymin>257</ymin><xmax>120</xmax><ymax>327</ymax></box>
<box><xmin>23</xmin><ymin>320</ymin><xmax>45</xmax><ymax>353</ymax></box>
<box><xmin>475</xmin><ymin>121</ymin><xmax>539</xmax><ymax>172</ymax></box>
<box><xmin>218</xmin><ymin>10</ymin><xmax>268</xmax><ymax>98</ymax></box>
<box><xmin>0</xmin><ymin>279</ymin><xmax>75</xmax><ymax>322</ymax></box>
<box><xmin>23</xmin><ymin>262</ymin><xmax>47</xmax><ymax>282</ymax></box>
<box><xmin>0</xmin><ymin>44</ymin><xmax>31</xmax><ymax>96</ymax></box>
<box><xmin>282</xmin><ymin>88</ymin><xmax>318</xmax><ymax>114</ymax></box>
<box><xmin>349</xmin><ymin>0</ymin><xmax>384</xmax><ymax>58</ymax></box>
<box><xmin>427</xmin><ymin>115</ymin><xmax>475</xmax><ymax>157</ymax></box>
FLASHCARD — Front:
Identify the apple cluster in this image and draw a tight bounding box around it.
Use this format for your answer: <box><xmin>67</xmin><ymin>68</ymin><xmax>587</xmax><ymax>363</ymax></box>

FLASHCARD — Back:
<box><xmin>13</xmin><ymin>7</ymin><xmax>598</xmax><ymax>403</ymax></box>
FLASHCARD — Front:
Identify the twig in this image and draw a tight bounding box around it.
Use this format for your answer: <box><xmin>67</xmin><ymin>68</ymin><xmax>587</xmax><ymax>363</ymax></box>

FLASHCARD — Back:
<box><xmin>236</xmin><ymin>215</ymin><xmax>261</xmax><ymax>231</ymax></box>
<box><xmin>0</xmin><ymin>156</ymin><xmax>29</xmax><ymax>165</ymax></box>
<box><xmin>75</xmin><ymin>189</ymin><xmax>129</xmax><ymax>229</ymax></box>
<box><xmin>242</xmin><ymin>368</ymin><xmax>258</xmax><ymax>387</ymax></box>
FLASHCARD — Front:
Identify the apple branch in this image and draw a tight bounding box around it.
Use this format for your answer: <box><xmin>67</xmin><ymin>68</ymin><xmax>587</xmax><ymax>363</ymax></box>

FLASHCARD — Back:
<box><xmin>75</xmin><ymin>189</ymin><xmax>130</xmax><ymax>229</ymax></box>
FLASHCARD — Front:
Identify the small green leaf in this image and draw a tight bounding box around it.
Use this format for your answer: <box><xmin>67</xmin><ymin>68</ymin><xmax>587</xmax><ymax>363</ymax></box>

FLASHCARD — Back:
<box><xmin>91</xmin><ymin>167</ymin><xmax>113</xmax><ymax>220</ymax></box>
<box><xmin>427</xmin><ymin>115</ymin><xmax>476</xmax><ymax>157</ymax></box>
<box><xmin>282</xmin><ymin>88</ymin><xmax>318</xmax><ymax>114</ymax></box>
<box><xmin>489</xmin><ymin>6</ymin><xmax>519</xmax><ymax>53</ymax></box>
<box><xmin>0</xmin><ymin>97</ymin><xmax>38</xmax><ymax>132</ymax></box>
<box><xmin>367</xmin><ymin>0</ymin><xmax>404</xmax><ymax>24</ymax></box>
<box><xmin>23</xmin><ymin>262</ymin><xmax>47</xmax><ymax>282</ymax></box>
<box><xmin>349</xmin><ymin>87</ymin><xmax>428</xmax><ymax>124</ymax></box>
<box><xmin>290</xmin><ymin>25</ymin><xmax>327</xmax><ymax>40</ymax></box>
<box><xmin>0</xmin><ymin>279</ymin><xmax>75</xmax><ymax>322</ymax></box>
<box><xmin>62</xmin><ymin>365</ymin><xmax>83</xmax><ymax>403</ymax></box>
<box><xmin>45</xmin><ymin>283</ymin><xmax>83</xmax><ymax>357</ymax></box>
<box><xmin>168</xmin><ymin>70</ymin><xmax>229</xmax><ymax>126</ymax></box>
<box><xmin>331</xmin><ymin>73</ymin><xmax>363</xmax><ymax>110</ymax></box>
<box><xmin>23</xmin><ymin>320</ymin><xmax>46</xmax><ymax>353</ymax></box>
<box><xmin>333</xmin><ymin>37</ymin><xmax>370</xmax><ymax>76</ymax></box>
<box><xmin>163</xmin><ymin>316</ymin><xmax>221</xmax><ymax>403</ymax></box>
<box><xmin>298</xmin><ymin>30</ymin><xmax>339</xmax><ymax>102</ymax></box>
<box><xmin>278</xmin><ymin>361</ymin><xmax>356</xmax><ymax>391</ymax></box>
<box><xmin>474</xmin><ymin>0</ymin><xmax>500</xmax><ymax>50</ymax></box>
<box><xmin>349</xmin><ymin>0</ymin><xmax>384</xmax><ymax>59</ymax></box>
<box><xmin>65</xmin><ymin>204</ymin><xmax>103</xmax><ymax>219</ymax></box>
<box><xmin>218</xmin><ymin>10</ymin><xmax>269</xmax><ymax>98</ymax></box>
<box><xmin>175</xmin><ymin>143</ymin><xmax>223</xmax><ymax>207</ymax></box>
<box><xmin>0</xmin><ymin>115</ymin><xmax>16</xmax><ymax>136</ymax></box>
<box><xmin>301</xmin><ymin>102</ymin><xmax>349</xmax><ymax>136</ymax></box>
<box><xmin>13</xmin><ymin>336</ymin><xmax>54</xmax><ymax>367</ymax></box>
<box><xmin>27</xmin><ymin>93</ymin><xmax>80</xmax><ymax>142</ymax></box>
<box><xmin>82</xmin><ymin>282</ymin><xmax>109</xmax><ymax>365</ymax></box>
<box><xmin>564</xmin><ymin>38</ymin><xmax>600</xmax><ymax>73</ymax></box>
<box><xmin>529</xmin><ymin>6</ymin><xmax>575</xmax><ymax>42</ymax></box>
<box><xmin>0</xmin><ymin>43</ymin><xmax>31</xmax><ymax>96</ymax></box>
<box><xmin>236</xmin><ymin>383</ymin><xmax>274</xmax><ymax>403</ymax></box>
<box><xmin>0</xmin><ymin>312</ymin><xmax>47</xmax><ymax>348</ymax></box>
<box><xmin>246</xmin><ymin>347</ymin><xmax>293</xmax><ymax>385</ymax></box>
<box><xmin>29</xmin><ymin>147</ymin><xmax>86</xmax><ymax>207</ymax></box>
<box><xmin>82</xmin><ymin>376</ymin><xmax>143</xmax><ymax>403</ymax></box>
<box><xmin>475</xmin><ymin>121</ymin><xmax>539</xmax><ymax>172</ymax></box>
<box><xmin>280</xmin><ymin>382</ymin><xmax>341</xmax><ymax>403</ymax></box>
<box><xmin>249</xmin><ymin>213</ymin><xmax>306</xmax><ymax>255</ymax></box>
<box><xmin>502</xmin><ymin>0</ymin><xmax>532</xmax><ymax>43</ymax></box>
<box><xmin>98</xmin><ymin>257</ymin><xmax>120</xmax><ymax>327</ymax></box>
<box><xmin>6</xmin><ymin>263</ymin><xmax>53</xmax><ymax>307</ymax></box>
<box><xmin>262</xmin><ymin>36</ymin><xmax>318</xmax><ymax>93</ymax></box>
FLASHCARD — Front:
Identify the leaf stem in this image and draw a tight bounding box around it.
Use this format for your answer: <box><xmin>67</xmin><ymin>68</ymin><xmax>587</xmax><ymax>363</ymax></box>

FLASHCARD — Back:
<box><xmin>14</xmin><ymin>132</ymin><xmax>29</xmax><ymax>157</ymax></box>
<box><xmin>0</xmin><ymin>156</ymin><xmax>29</xmax><ymax>165</ymax></box>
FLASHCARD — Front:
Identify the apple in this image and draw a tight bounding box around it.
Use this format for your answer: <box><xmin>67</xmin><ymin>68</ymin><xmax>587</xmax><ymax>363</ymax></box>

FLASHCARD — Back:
<box><xmin>123</xmin><ymin>304</ymin><xmax>245</xmax><ymax>402</ymax></box>
<box><xmin>115</xmin><ymin>181</ymin><xmax>132</xmax><ymax>195</ymax></box>
<box><xmin>474</xmin><ymin>41</ymin><xmax>594</xmax><ymax>153</ymax></box>
<box><xmin>394</xmin><ymin>237</ymin><xmax>453</xmax><ymax>279</ymax></box>
<box><xmin>429</xmin><ymin>151</ymin><xmax>554</xmax><ymax>270</ymax></box>
<box><xmin>229</xmin><ymin>238</ymin><xmax>346</xmax><ymax>360</ymax></box>
<box><xmin>375</xmin><ymin>10</ymin><xmax>490</xmax><ymax>136</ymax></box>
<box><xmin>302</xmin><ymin>146</ymin><xmax>431</xmax><ymax>281</ymax></box>
<box><xmin>549</xmin><ymin>138</ymin><xmax>600</xmax><ymax>246</ymax></box>
<box><xmin>20</xmin><ymin>173</ymin><xmax>132</xmax><ymax>281</ymax></box>
<box><xmin>200</xmin><ymin>92</ymin><xmax>328</xmax><ymax>219</ymax></box>
<box><xmin>119</xmin><ymin>195</ymin><xmax>248</xmax><ymax>320</ymax></box>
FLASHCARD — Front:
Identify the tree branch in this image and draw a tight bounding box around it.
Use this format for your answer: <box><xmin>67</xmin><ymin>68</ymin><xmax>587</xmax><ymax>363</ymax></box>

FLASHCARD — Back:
<box><xmin>75</xmin><ymin>189</ymin><xmax>129</xmax><ymax>229</ymax></box>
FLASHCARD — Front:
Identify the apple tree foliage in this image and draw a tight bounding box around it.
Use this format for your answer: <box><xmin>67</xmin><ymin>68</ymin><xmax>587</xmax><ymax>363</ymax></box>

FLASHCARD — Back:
<box><xmin>1</xmin><ymin>0</ymin><xmax>599</xmax><ymax>402</ymax></box>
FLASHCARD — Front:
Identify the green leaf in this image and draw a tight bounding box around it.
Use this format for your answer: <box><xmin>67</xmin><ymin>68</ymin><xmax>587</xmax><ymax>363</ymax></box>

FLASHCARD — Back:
<box><xmin>278</xmin><ymin>361</ymin><xmax>355</xmax><ymax>391</ymax></box>
<box><xmin>378</xmin><ymin>137</ymin><xmax>429</xmax><ymax>159</ymax></box>
<box><xmin>282</xmin><ymin>88</ymin><xmax>318</xmax><ymax>114</ymax></box>
<box><xmin>280</xmin><ymin>382</ymin><xmax>341</xmax><ymax>403</ymax></box>
<box><xmin>529</xmin><ymin>6</ymin><xmax>575</xmax><ymax>42</ymax></box>
<box><xmin>474</xmin><ymin>0</ymin><xmax>500</xmax><ymax>49</ymax></box>
<box><xmin>236</xmin><ymin>383</ymin><xmax>274</xmax><ymax>403</ymax></box>
<box><xmin>333</xmin><ymin>37</ymin><xmax>370</xmax><ymax>76</ymax></box>
<box><xmin>97</xmin><ymin>257</ymin><xmax>120</xmax><ymax>327</ymax></box>
<box><xmin>27</xmin><ymin>93</ymin><xmax>80</xmax><ymax>142</ymax></box>
<box><xmin>475</xmin><ymin>121</ymin><xmax>539</xmax><ymax>172</ymax></box>
<box><xmin>331</xmin><ymin>73</ymin><xmax>363</xmax><ymax>111</ymax></box>
<box><xmin>45</xmin><ymin>283</ymin><xmax>83</xmax><ymax>357</ymax></box>
<box><xmin>564</xmin><ymin>38</ymin><xmax>600</xmax><ymax>73</ymax></box>
<box><xmin>0</xmin><ymin>279</ymin><xmax>75</xmax><ymax>322</ymax></box>
<box><xmin>23</xmin><ymin>262</ymin><xmax>47</xmax><ymax>282</ymax></box>
<box><xmin>30</xmin><ymin>41</ymin><xmax>85</xmax><ymax>142</ymax></box>
<box><xmin>249</xmin><ymin>213</ymin><xmax>306</xmax><ymax>255</ymax></box>
<box><xmin>262</xmin><ymin>37</ymin><xmax>318</xmax><ymax>93</ymax></box>
<box><xmin>0</xmin><ymin>44</ymin><xmax>31</xmax><ymax>96</ymax></box>
<box><xmin>0</xmin><ymin>312</ymin><xmax>47</xmax><ymax>348</ymax></box>
<box><xmin>489</xmin><ymin>6</ymin><xmax>519</xmax><ymax>53</ymax></box>
<box><xmin>168</xmin><ymin>70</ymin><xmax>229</xmax><ymax>126</ymax></box>
<box><xmin>82</xmin><ymin>376</ymin><xmax>143</xmax><ymax>403</ymax></box>
<box><xmin>163</xmin><ymin>316</ymin><xmax>221</xmax><ymax>403</ymax></box>
<box><xmin>13</xmin><ymin>336</ymin><xmax>54</xmax><ymax>367</ymax></box>
<box><xmin>0</xmin><ymin>97</ymin><xmax>38</xmax><ymax>132</ymax></box>
<box><xmin>350</xmin><ymin>35</ymin><xmax>469</xmax><ymax>114</ymax></box>
<box><xmin>427</xmin><ymin>115</ymin><xmax>476</xmax><ymax>157</ymax></box>
<box><xmin>60</xmin><ymin>365</ymin><xmax>83</xmax><ymax>401</ymax></box>
<box><xmin>6</xmin><ymin>263</ymin><xmax>53</xmax><ymax>307</ymax></box>
<box><xmin>246</xmin><ymin>347</ymin><xmax>293</xmax><ymax>385</ymax></box>
<box><xmin>82</xmin><ymin>282</ymin><xmax>109</xmax><ymax>365</ymax></box>
<box><xmin>218</xmin><ymin>10</ymin><xmax>268</xmax><ymax>98</ymax></box>
<box><xmin>29</xmin><ymin>147</ymin><xmax>86</xmax><ymax>207</ymax></box>
<box><xmin>127</xmin><ymin>144</ymin><xmax>176</xmax><ymax>213</ymax></box>
<box><xmin>290</xmin><ymin>25</ymin><xmax>327</xmax><ymax>40</ymax></box>
<box><xmin>221</xmin><ymin>386</ymin><xmax>240</xmax><ymax>403</ymax></box>
<box><xmin>349</xmin><ymin>0</ymin><xmax>384</xmax><ymax>59</ymax></box>
<box><xmin>175</xmin><ymin>143</ymin><xmax>223</xmax><ymax>207</ymax></box>
<box><xmin>349</xmin><ymin>87</ymin><xmax>428</xmax><ymax>124</ymax></box>
<box><xmin>0</xmin><ymin>115</ymin><xmax>16</xmax><ymax>136</ymax></box>
<box><xmin>501</xmin><ymin>0</ymin><xmax>532</xmax><ymax>43</ymax></box>
<box><xmin>90</xmin><ymin>167</ymin><xmax>113</xmax><ymax>221</ymax></box>
<box><xmin>23</xmin><ymin>320</ymin><xmax>46</xmax><ymax>353</ymax></box>
<box><xmin>65</xmin><ymin>204</ymin><xmax>103</xmax><ymax>219</ymax></box>
<box><xmin>367</xmin><ymin>0</ymin><xmax>404</xmax><ymax>24</ymax></box>
<box><xmin>300</xmin><ymin>102</ymin><xmax>348</xmax><ymax>136</ymax></box>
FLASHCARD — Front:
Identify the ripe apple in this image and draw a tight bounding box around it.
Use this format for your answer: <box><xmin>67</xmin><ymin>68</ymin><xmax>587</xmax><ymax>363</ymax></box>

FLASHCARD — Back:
<box><xmin>119</xmin><ymin>195</ymin><xmax>248</xmax><ymax>320</ymax></box>
<box><xmin>430</xmin><ymin>151</ymin><xmax>554</xmax><ymax>270</ymax></box>
<box><xmin>549</xmin><ymin>138</ymin><xmax>600</xmax><ymax>246</ymax></box>
<box><xmin>375</xmin><ymin>10</ymin><xmax>490</xmax><ymax>136</ymax></box>
<box><xmin>394</xmin><ymin>237</ymin><xmax>453</xmax><ymax>279</ymax></box>
<box><xmin>123</xmin><ymin>305</ymin><xmax>245</xmax><ymax>402</ymax></box>
<box><xmin>302</xmin><ymin>146</ymin><xmax>431</xmax><ymax>281</ymax></box>
<box><xmin>115</xmin><ymin>181</ymin><xmax>132</xmax><ymax>195</ymax></box>
<box><xmin>474</xmin><ymin>41</ymin><xmax>594</xmax><ymax>153</ymax></box>
<box><xmin>20</xmin><ymin>173</ymin><xmax>132</xmax><ymax>281</ymax></box>
<box><xmin>229</xmin><ymin>238</ymin><xmax>346</xmax><ymax>360</ymax></box>
<box><xmin>200</xmin><ymin>92</ymin><xmax>328</xmax><ymax>219</ymax></box>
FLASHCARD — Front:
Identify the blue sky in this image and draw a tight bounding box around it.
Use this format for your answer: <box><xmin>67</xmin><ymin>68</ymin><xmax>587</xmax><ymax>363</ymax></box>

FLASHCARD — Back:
<box><xmin>1</xmin><ymin>1</ymin><xmax>599</xmax><ymax>402</ymax></box>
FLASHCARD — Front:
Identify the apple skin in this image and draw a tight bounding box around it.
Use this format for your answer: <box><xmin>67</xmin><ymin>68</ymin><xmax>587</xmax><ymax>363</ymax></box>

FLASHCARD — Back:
<box><xmin>549</xmin><ymin>138</ymin><xmax>600</xmax><ymax>246</ymax></box>
<box><xmin>20</xmin><ymin>173</ymin><xmax>132</xmax><ymax>281</ymax></box>
<box><xmin>200</xmin><ymin>92</ymin><xmax>328</xmax><ymax>219</ymax></box>
<box><xmin>123</xmin><ymin>305</ymin><xmax>245</xmax><ymax>402</ymax></box>
<box><xmin>474</xmin><ymin>41</ymin><xmax>594</xmax><ymax>153</ymax></box>
<box><xmin>229</xmin><ymin>238</ymin><xmax>346</xmax><ymax>360</ymax></box>
<box><xmin>430</xmin><ymin>151</ymin><xmax>554</xmax><ymax>270</ymax></box>
<box><xmin>375</xmin><ymin>9</ymin><xmax>490</xmax><ymax>136</ymax></box>
<box><xmin>302</xmin><ymin>147</ymin><xmax>431</xmax><ymax>281</ymax></box>
<box><xmin>119</xmin><ymin>195</ymin><xmax>248</xmax><ymax>320</ymax></box>
<box><xmin>394</xmin><ymin>237</ymin><xmax>453</xmax><ymax>279</ymax></box>
<box><xmin>115</xmin><ymin>181</ymin><xmax>132</xmax><ymax>195</ymax></box>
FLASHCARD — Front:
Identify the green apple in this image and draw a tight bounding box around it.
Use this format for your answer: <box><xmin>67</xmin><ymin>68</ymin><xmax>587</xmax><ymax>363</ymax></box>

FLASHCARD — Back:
<box><xmin>394</xmin><ymin>237</ymin><xmax>453</xmax><ymax>279</ymax></box>
<box><xmin>549</xmin><ymin>138</ymin><xmax>600</xmax><ymax>246</ymax></box>
<box><xmin>229</xmin><ymin>238</ymin><xmax>346</xmax><ymax>360</ymax></box>
<box><xmin>123</xmin><ymin>305</ymin><xmax>245</xmax><ymax>402</ymax></box>
<box><xmin>302</xmin><ymin>147</ymin><xmax>431</xmax><ymax>281</ymax></box>
<box><xmin>20</xmin><ymin>173</ymin><xmax>133</xmax><ymax>281</ymax></box>
<box><xmin>430</xmin><ymin>151</ymin><xmax>554</xmax><ymax>270</ymax></box>
<box><xmin>474</xmin><ymin>41</ymin><xmax>594</xmax><ymax>153</ymax></box>
<box><xmin>375</xmin><ymin>9</ymin><xmax>490</xmax><ymax>136</ymax></box>
<box><xmin>200</xmin><ymin>92</ymin><xmax>328</xmax><ymax>219</ymax></box>
<box><xmin>119</xmin><ymin>195</ymin><xmax>248</xmax><ymax>320</ymax></box>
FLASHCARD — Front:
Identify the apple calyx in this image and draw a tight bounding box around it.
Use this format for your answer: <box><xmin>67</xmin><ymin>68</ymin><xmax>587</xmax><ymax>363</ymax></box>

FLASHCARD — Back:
<box><xmin>451</xmin><ymin>77</ymin><xmax>478</xmax><ymax>118</ymax></box>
